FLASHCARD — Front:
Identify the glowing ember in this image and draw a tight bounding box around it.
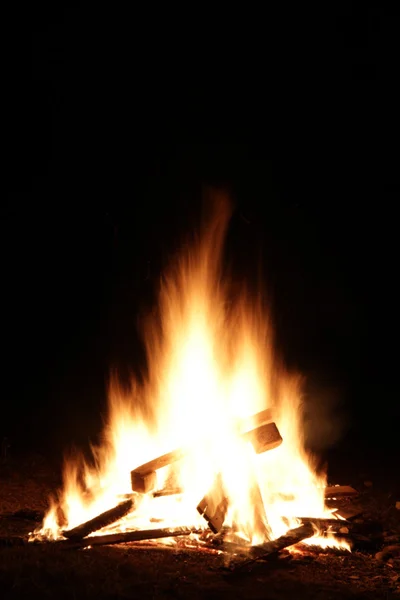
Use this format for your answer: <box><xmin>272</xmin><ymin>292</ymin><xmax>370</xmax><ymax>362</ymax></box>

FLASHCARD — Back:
<box><xmin>31</xmin><ymin>194</ymin><xmax>350</xmax><ymax>552</ymax></box>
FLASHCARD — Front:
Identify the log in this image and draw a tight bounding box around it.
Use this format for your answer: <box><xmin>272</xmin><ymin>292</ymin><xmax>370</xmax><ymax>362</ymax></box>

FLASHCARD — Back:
<box><xmin>197</xmin><ymin>473</ymin><xmax>229</xmax><ymax>534</ymax></box>
<box><xmin>250</xmin><ymin>482</ymin><xmax>271</xmax><ymax>540</ymax></box>
<box><xmin>237</xmin><ymin>408</ymin><xmax>274</xmax><ymax>433</ymax></box>
<box><xmin>131</xmin><ymin>414</ymin><xmax>282</xmax><ymax>493</ymax></box>
<box><xmin>49</xmin><ymin>526</ymin><xmax>200</xmax><ymax>549</ymax></box>
<box><xmin>153</xmin><ymin>487</ymin><xmax>183</xmax><ymax>498</ymax></box>
<box><xmin>325</xmin><ymin>485</ymin><xmax>358</xmax><ymax>498</ymax></box>
<box><xmin>229</xmin><ymin>523</ymin><xmax>315</xmax><ymax>570</ymax></box>
<box><xmin>250</xmin><ymin>522</ymin><xmax>315</xmax><ymax>558</ymax></box>
<box><xmin>62</xmin><ymin>499</ymin><xmax>135</xmax><ymax>540</ymax></box>
<box><xmin>131</xmin><ymin>449</ymin><xmax>186</xmax><ymax>493</ymax></box>
<box><xmin>197</xmin><ymin>477</ymin><xmax>271</xmax><ymax>536</ymax></box>
<box><xmin>242</xmin><ymin>422</ymin><xmax>282</xmax><ymax>454</ymax></box>
<box><xmin>284</xmin><ymin>517</ymin><xmax>348</xmax><ymax>531</ymax></box>
<box><xmin>334</xmin><ymin>507</ymin><xmax>363</xmax><ymax>521</ymax></box>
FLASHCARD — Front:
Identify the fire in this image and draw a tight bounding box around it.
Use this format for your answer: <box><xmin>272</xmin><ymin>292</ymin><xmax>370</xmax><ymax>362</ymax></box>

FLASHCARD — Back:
<box><xmin>33</xmin><ymin>194</ymin><xmax>350</xmax><ymax>552</ymax></box>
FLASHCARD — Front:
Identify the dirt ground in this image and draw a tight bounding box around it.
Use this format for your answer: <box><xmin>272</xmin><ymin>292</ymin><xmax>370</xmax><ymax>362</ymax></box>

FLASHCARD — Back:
<box><xmin>1</xmin><ymin>452</ymin><xmax>399</xmax><ymax>600</ymax></box>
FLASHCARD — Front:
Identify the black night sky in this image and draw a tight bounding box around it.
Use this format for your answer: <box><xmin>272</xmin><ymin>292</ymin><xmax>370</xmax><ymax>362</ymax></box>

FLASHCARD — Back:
<box><xmin>3</xmin><ymin>5</ymin><xmax>399</xmax><ymax>466</ymax></box>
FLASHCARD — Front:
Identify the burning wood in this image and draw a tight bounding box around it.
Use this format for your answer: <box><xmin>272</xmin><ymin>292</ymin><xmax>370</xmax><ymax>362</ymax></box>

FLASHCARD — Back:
<box><xmin>196</xmin><ymin>424</ymin><xmax>278</xmax><ymax>534</ymax></box>
<box><xmin>152</xmin><ymin>487</ymin><xmax>183</xmax><ymax>498</ymax></box>
<box><xmin>250</xmin><ymin>482</ymin><xmax>271</xmax><ymax>540</ymax></box>
<box><xmin>229</xmin><ymin>523</ymin><xmax>315</xmax><ymax>570</ymax></box>
<box><xmin>325</xmin><ymin>485</ymin><xmax>358</xmax><ymax>498</ymax></box>
<box><xmin>131</xmin><ymin>416</ymin><xmax>282</xmax><ymax>494</ymax></box>
<box><xmin>197</xmin><ymin>474</ymin><xmax>229</xmax><ymax>534</ymax></box>
<box><xmin>44</xmin><ymin>526</ymin><xmax>200</xmax><ymax>550</ymax></box>
<box><xmin>242</xmin><ymin>422</ymin><xmax>282</xmax><ymax>454</ymax></box>
<box><xmin>237</xmin><ymin>407</ymin><xmax>274</xmax><ymax>432</ymax></box>
<box><xmin>31</xmin><ymin>203</ymin><xmax>358</xmax><ymax>555</ymax></box>
<box><xmin>62</xmin><ymin>499</ymin><xmax>135</xmax><ymax>540</ymax></box>
<box><xmin>131</xmin><ymin>449</ymin><xmax>186</xmax><ymax>493</ymax></box>
<box><xmin>285</xmin><ymin>517</ymin><xmax>349</xmax><ymax>531</ymax></box>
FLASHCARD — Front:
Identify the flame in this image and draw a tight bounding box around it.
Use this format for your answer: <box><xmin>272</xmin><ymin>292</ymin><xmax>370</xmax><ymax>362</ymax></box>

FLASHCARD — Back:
<box><xmin>32</xmin><ymin>193</ymin><xmax>350</xmax><ymax>552</ymax></box>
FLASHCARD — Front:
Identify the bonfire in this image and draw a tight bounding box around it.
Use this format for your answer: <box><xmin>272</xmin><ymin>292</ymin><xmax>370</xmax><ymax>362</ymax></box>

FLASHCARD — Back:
<box><xmin>31</xmin><ymin>194</ymin><xmax>350</xmax><ymax>559</ymax></box>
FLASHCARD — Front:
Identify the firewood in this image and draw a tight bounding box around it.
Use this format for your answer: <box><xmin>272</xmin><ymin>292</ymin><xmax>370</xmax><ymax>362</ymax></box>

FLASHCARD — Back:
<box><xmin>242</xmin><ymin>422</ymin><xmax>282</xmax><ymax>454</ymax></box>
<box><xmin>250</xmin><ymin>482</ymin><xmax>272</xmax><ymax>540</ymax></box>
<box><xmin>325</xmin><ymin>485</ymin><xmax>358</xmax><ymax>498</ymax></box>
<box><xmin>62</xmin><ymin>498</ymin><xmax>135</xmax><ymax>540</ymax></box>
<box><xmin>131</xmin><ymin>449</ymin><xmax>186</xmax><ymax>493</ymax></box>
<box><xmin>250</xmin><ymin>522</ymin><xmax>315</xmax><ymax>558</ymax></box>
<box><xmin>131</xmin><ymin>417</ymin><xmax>282</xmax><ymax>493</ymax></box>
<box><xmin>238</xmin><ymin>408</ymin><xmax>274</xmax><ymax>432</ymax></box>
<box><xmin>229</xmin><ymin>523</ymin><xmax>315</xmax><ymax>570</ymax></box>
<box><xmin>131</xmin><ymin>471</ymin><xmax>157</xmax><ymax>494</ymax></box>
<box><xmin>49</xmin><ymin>526</ymin><xmax>200</xmax><ymax>549</ymax></box>
<box><xmin>152</xmin><ymin>487</ymin><xmax>183</xmax><ymax>498</ymax></box>
<box><xmin>197</xmin><ymin>473</ymin><xmax>229</xmax><ymax>534</ymax></box>
<box><xmin>284</xmin><ymin>517</ymin><xmax>349</xmax><ymax>531</ymax></box>
<box><xmin>334</xmin><ymin>507</ymin><xmax>363</xmax><ymax>521</ymax></box>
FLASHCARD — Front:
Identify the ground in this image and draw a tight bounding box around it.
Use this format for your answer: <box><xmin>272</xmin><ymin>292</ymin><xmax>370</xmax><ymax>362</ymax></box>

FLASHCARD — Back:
<box><xmin>1</xmin><ymin>452</ymin><xmax>399</xmax><ymax>600</ymax></box>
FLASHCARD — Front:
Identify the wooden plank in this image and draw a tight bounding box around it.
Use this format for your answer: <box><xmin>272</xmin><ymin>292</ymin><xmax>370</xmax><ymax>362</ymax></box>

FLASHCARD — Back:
<box><xmin>250</xmin><ymin>523</ymin><xmax>315</xmax><ymax>558</ymax></box>
<box><xmin>131</xmin><ymin>414</ymin><xmax>282</xmax><ymax>493</ymax></box>
<box><xmin>131</xmin><ymin>449</ymin><xmax>186</xmax><ymax>493</ymax></box>
<box><xmin>62</xmin><ymin>499</ymin><xmax>135</xmax><ymax>540</ymax></box>
<box><xmin>229</xmin><ymin>523</ymin><xmax>315</xmax><ymax>570</ymax></box>
<box><xmin>133</xmin><ymin>449</ymin><xmax>186</xmax><ymax>475</ymax></box>
<box><xmin>286</xmin><ymin>517</ymin><xmax>348</xmax><ymax>531</ymax></box>
<box><xmin>152</xmin><ymin>487</ymin><xmax>183</xmax><ymax>498</ymax></box>
<box><xmin>49</xmin><ymin>526</ymin><xmax>200</xmax><ymax>549</ymax></box>
<box><xmin>131</xmin><ymin>471</ymin><xmax>157</xmax><ymax>494</ymax></box>
<box><xmin>325</xmin><ymin>486</ymin><xmax>358</xmax><ymax>498</ymax></box>
<box><xmin>242</xmin><ymin>422</ymin><xmax>282</xmax><ymax>454</ymax></box>
<box><xmin>238</xmin><ymin>408</ymin><xmax>274</xmax><ymax>433</ymax></box>
<box><xmin>334</xmin><ymin>507</ymin><xmax>363</xmax><ymax>521</ymax></box>
<box><xmin>197</xmin><ymin>474</ymin><xmax>228</xmax><ymax>534</ymax></box>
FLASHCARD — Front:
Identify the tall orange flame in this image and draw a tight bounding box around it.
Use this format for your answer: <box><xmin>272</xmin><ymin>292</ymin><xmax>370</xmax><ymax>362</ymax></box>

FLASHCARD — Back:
<box><xmin>34</xmin><ymin>193</ymin><xmax>349</xmax><ymax>551</ymax></box>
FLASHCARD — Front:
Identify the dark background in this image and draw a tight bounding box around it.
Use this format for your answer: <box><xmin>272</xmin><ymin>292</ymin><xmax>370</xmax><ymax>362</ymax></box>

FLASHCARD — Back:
<box><xmin>3</xmin><ymin>5</ymin><xmax>399</xmax><ymax>464</ymax></box>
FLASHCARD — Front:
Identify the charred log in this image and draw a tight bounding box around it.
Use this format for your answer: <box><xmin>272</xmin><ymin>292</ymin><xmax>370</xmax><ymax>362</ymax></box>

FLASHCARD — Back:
<box><xmin>50</xmin><ymin>526</ymin><xmax>200</xmax><ymax>549</ymax></box>
<box><xmin>284</xmin><ymin>517</ymin><xmax>350</xmax><ymax>531</ymax></box>
<box><xmin>237</xmin><ymin>408</ymin><xmax>274</xmax><ymax>432</ymax></box>
<box><xmin>229</xmin><ymin>523</ymin><xmax>315</xmax><ymax>570</ymax></box>
<box><xmin>242</xmin><ymin>422</ymin><xmax>282</xmax><ymax>454</ymax></box>
<box><xmin>197</xmin><ymin>474</ymin><xmax>229</xmax><ymax>534</ymax></box>
<box><xmin>131</xmin><ymin>414</ymin><xmax>282</xmax><ymax>494</ymax></box>
<box><xmin>325</xmin><ymin>486</ymin><xmax>358</xmax><ymax>498</ymax></box>
<box><xmin>62</xmin><ymin>499</ymin><xmax>135</xmax><ymax>540</ymax></box>
<box><xmin>152</xmin><ymin>487</ymin><xmax>183</xmax><ymax>498</ymax></box>
<box><xmin>131</xmin><ymin>449</ymin><xmax>186</xmax><ymax>493</ymax></box>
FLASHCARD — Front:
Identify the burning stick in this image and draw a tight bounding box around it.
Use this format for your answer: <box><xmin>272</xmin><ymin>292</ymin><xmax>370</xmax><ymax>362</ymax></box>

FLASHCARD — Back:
<box><xmin>229</xmin><ymin>523</ymin><xmax>315</xmax><ymax>571</ymax></box>
<box><xmin>325</xmin><ymin>485</ymin><xmax>358</xmax><ymax>498</ymax></box>
<box><xmin>195</xmin><ymin>421</ymin><xmax>281</xmax><ymax>533</ymax></box>
<box><xmin>153</xmin><ymin>487</ymin><xmax>183</xmax><ymax>498</ymax></box>
<box><xmin>250</xmin><ymin>482</ymin><xmax>271</xmax><ymax>540</ymax></box>
<box><xmin>236</xmin><ymin>408</ymin><xmax>274</xmax><ymax>432</ymax></box>
<box><xmin>284</xmin><ymin>517</ymin><xmax>349</xmax><ymax>531</ymax></box>
<box><xmin>131</xmin><ymin>449</ymin><xmax>186</xmax><ymax>494</ymax></box>
<box><xmin>62</xmin><ymin>499</ymin><xmax>135</xmax><ymax>540</ymax></box>
<box><xmin>48</xmin><ymin>526</ymin><xmax>200</xmax><ymax>549</ymax></box>
<box><xmin>242</xmin><ymin>422</ymin><xmax>282</xmax><ymax>454</ymax></box>
<box><xmin>197</xmin><ymin>474</ymin><xmax>229</xmax><ymax>534</ymax></box>
<box><xmin>131</xmin><ymin>416</ymin><xmax>282</xmax><ymax>494</ymax></box>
